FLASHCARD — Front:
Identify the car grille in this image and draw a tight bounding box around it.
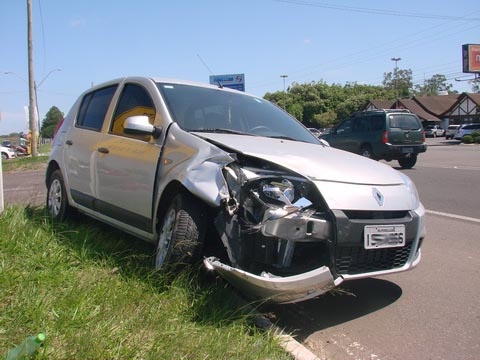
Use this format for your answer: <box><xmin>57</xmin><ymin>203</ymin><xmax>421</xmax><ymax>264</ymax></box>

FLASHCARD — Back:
<box><xmin>335</xmin><ymin>242</ymin><xmax>413</xmax><ymax>275</ymax></box>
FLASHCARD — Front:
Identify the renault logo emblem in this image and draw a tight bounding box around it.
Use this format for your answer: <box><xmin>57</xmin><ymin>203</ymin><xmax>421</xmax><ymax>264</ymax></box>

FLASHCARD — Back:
<box><xmin>372</xmin><ymin>188</ymin><xmax>384</xmax><ymax>206</ymax></box>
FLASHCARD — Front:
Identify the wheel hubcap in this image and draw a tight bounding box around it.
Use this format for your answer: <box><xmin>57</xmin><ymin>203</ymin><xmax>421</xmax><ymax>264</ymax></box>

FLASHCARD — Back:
<box><xmin>48</xmin><ymin>179</ymin><xmax>62</xmax><ymax>216</ymax></box>
<box><xmin>156</xmin><ymin>208</ymin><xmax>176</xmax><ymax>268</ymax></box>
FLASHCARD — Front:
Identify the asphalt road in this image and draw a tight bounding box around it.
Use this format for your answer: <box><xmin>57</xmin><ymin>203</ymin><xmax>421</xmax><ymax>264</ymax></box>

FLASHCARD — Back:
<box><xmin>266</xmin><ymin>139</ymin><xmax>480</xmax><ymax>360</ymax></box>
<box><xmin>1</xmin><ymin>167</ymin><xmax>46</xmax><ymax>207</ymax></box>
<box><xmin>1</xmin><ymin>140</ymin><xmax>479</xmax><ymax>359</ymax></box>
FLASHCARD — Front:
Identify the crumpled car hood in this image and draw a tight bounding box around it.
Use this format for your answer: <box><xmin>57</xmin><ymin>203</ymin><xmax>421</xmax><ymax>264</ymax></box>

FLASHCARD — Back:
<box><xmin>194</xmin><ymin>133</ymin><xmax>403</xmax><ymax>185</ymax></box>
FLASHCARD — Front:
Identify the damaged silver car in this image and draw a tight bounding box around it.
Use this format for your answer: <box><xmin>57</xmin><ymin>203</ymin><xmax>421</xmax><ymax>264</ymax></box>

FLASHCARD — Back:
<box><xmin>46</xmin><ymin>77</ymin><xmax>425</xmax><ymax>303</ymax></box>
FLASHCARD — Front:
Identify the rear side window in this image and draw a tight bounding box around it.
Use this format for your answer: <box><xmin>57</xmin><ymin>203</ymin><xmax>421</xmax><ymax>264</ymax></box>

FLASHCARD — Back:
<box><xmin>370</xmin><ymin>115</ymin><xmax>385</xmax><ymax>131</ymax></box>
<box><xmin>388</xmin><ymin>114</ymin><xmax>421</xmax><ymax>130</ymax></box>
<box><xmin>77</xmin><ymin>85</ymin><xmax>117</xmax><ymax>131</ymax></box>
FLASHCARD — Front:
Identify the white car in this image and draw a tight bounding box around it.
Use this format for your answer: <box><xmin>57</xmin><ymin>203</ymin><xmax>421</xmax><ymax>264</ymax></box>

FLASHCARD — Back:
<box><xmin>454</xmin><ymin>123</ymin><xmax>480</xmax><ymax>140</ymax></box>
<box><xmin>445</xmin><ymin>125</ymin><xmax>460</xmax><ymax>139</ymax></box>
<box><xmin>46</xmin><ymin>77</ymin><xmax>426</xmax><ymax>303</ymax></box>
<box><xmin>424</xmin><ymin>125</ymin><xmax>444</xmax><ymax>137</ymax></box>
<box><xmin>1</xmin><ymin>146</ymin><xmax>16</xmax><ymax>160</ymax></box>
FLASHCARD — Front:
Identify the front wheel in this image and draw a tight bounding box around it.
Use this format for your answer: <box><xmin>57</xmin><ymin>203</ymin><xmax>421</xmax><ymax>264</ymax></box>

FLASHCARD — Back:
<box><xmin>398</xmin><ymin>154</ymin><xmax>417</xmax><ymax>169</ymax></box>
<box><xmin>46</xmin><ymin>169</ymin><xmax>72</xmax><ymax>221</ymax></box>
<box><xmin>155</xmin><ymin>193</ymin><xmax>206</xmax><ymax>269</ymax></box>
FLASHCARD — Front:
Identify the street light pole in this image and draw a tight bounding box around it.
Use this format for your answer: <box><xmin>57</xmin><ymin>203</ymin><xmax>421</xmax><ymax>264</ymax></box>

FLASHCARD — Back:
<box><xmin>391</xmin><ymin>57</ymin><xmax>401</xmax><ymax>108</ymax></box>
<box><xmin>280</xmin><ymin>74</ymin><xmax>288</xmax><ymax>109</ymax></box>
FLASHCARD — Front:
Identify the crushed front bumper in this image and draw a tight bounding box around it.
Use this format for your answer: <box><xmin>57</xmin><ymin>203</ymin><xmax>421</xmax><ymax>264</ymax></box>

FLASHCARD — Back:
<box><xmin>204</xmin><ymin>257</ymin><xmax>343</xmax><ymax>304</ymax></box>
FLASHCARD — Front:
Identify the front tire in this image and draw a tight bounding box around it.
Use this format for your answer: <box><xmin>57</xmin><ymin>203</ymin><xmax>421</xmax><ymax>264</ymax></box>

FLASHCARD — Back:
<box><xmin>155</xmin><ymin>193</ymin><xmax>206</xmax><ymax>269</ymax></box>
<box><xmin>46</xmin><ymin>169</ymin><xmax>72</xmax><ymax>221</ymax></box>
<box><xmin>398</xmin><ymin>154</ymin><xmax>417</xmax><ymax>169</ymax></box>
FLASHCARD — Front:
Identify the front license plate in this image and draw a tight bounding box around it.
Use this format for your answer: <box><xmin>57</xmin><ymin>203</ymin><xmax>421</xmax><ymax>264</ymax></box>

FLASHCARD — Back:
<box><xmin>364</xmin><ymin>225</ymin><xmax>405</xmax><ymax>249</ymax></box>
<box><xmin>402</xmin><ymin>147</ymin><xmax>413</xmax><ymax>153</ymax></box>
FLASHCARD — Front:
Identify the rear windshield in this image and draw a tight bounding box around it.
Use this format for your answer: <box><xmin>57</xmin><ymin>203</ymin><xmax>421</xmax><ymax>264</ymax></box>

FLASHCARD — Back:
<box><xmin>388</xmin><ymin>114</ymin><xmax>422</xmax><ymax>130</ymax></box>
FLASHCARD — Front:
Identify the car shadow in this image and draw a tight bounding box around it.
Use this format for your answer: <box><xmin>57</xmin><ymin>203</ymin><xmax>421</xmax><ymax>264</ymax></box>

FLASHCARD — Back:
<box><xmin>263</xmin><ymin>278</ymin><xmax>402</xmax><ymax>342</ymax></box>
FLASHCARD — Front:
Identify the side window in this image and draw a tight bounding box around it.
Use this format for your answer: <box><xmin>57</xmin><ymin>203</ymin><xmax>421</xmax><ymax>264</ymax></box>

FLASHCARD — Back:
<box><xmin>336</xmin><ymin>119</ymin><xmax>353</xmax><ymax>134</ymax></box>
<box><xmin>353</xmin><ymin>117</ymin><xmax>369</xmax><ymax>132</ymax></box>
<box><xmin>111</xmin><ymin>84</ymin><xmax>155</xmax><ymax>141</ymax></box>
<box><xmin>76</xmin><ymin>85</ymin><xmax>117</xmax><ymax>131</ymax></box>
<box><xmin>370</xmin><ymin>115</ymin><xmax>385</xmax><ymax>131</ymax></box>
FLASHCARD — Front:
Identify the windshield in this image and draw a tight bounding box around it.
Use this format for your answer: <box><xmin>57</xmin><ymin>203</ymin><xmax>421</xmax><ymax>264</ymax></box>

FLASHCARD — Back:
<box><xmin>388</xmin><ymin>114</ymin><xmax>422</xmax><ymax>130</ymax></box>
<box><xmin>157</xmin><ymin>83</ymin><xmax>318</xmax><ymax>143</ymax></box>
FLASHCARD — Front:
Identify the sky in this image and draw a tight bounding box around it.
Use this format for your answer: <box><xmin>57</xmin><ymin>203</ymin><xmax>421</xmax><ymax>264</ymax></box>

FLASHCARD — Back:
<box><xmin>1</xmin><ymin>0</ymin><xmax>479</xmax><ymax>135</ymax></box>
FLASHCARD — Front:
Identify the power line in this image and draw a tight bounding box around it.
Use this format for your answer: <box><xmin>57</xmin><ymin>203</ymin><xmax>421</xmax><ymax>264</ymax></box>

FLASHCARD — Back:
<box><xmin>273</xmin><ymin>0</ymin><xmax>480</xmax><ymax>21</ymax></box>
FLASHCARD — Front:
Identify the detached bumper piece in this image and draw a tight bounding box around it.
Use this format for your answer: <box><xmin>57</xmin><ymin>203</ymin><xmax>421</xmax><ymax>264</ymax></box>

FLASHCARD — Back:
<box><xmin>204</xmin><ymin>256</ymin><xmax>342</xmax><ymax>304</ymax></box>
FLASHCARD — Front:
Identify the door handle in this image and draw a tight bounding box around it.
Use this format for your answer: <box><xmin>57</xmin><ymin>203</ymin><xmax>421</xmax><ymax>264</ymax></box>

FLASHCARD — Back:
<box><xmin>97</xmin><ymin>147</ymin><xmax>109</xmax><ymax>154</ymax></box>
<box><xmin>65</xmin><ymin>140</ymin><xmax>73</xmax><ymax>146</ymax></box>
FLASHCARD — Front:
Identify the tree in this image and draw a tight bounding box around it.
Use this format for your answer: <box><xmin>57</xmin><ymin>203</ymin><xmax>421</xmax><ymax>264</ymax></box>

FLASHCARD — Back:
<box><xmin>383</xmin><ymin>68</ymin><xmax>413</xmax><ymax>98</ymax></box>
<box><xmin>470</xmin><ymin>78</ymin><xmax>480</xmax><ymax>93</ymax></box>
<box><xmin>264</xmin><ymin>81</ymin><xmax>395</xmax><ymax>127</ymax></box>
<box><xmin>414</xmin><ymin>74</ymin><xmax>454</xmax><ymax>96</ymax></box>
<box><xmin>41</xmin><ymin>106</ymin><xmax>63</xmax><ymax>138</ymax></box>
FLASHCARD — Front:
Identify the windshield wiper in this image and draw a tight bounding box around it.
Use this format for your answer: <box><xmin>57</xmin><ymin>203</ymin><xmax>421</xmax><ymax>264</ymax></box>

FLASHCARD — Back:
<box><xmin>191</xmin><ymin>128</ymin><xmax>257</xmax><ymax>136</ymax></box>
<box><xmin>268</xmin><ymin>135</ymin><xmax>297</xmax><ymax>141</ymax></box>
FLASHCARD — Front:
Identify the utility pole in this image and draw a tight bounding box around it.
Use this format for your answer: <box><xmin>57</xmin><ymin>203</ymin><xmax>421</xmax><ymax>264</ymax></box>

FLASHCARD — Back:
<box><xmin>27</xmin><ymin>0</ymin><xmax>38</xmax><ymax>156</ymax></box>
<box><xmin>280</xmin><ymin>74</ymin><xmax>288</xmax><ymax>110</ymax></box>
<box><xmin>391</xmin><ymin>57</ymin><xmax>401</xmax><ymax>108</ymax></box>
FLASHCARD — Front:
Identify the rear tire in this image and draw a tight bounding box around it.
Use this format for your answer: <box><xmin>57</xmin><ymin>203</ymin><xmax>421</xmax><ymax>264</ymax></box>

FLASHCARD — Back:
<box><xmin>46</xmin><ymin>169</ymin><xmax>72</xmax><ymax>221</ymax></box>
<box><xmin>360</xmin><ymin>145</ymin><xmax>374</xmax><ymax>159</ymax></box>
<box><xmin>398</xmin><ymin>154</ymin><xmax>417</xmax><ymax>169</ymax></box>
<box><xmin>155</xmin><ymin>193</ymin><xmax>206</xmax><ymax>269</ymax></box>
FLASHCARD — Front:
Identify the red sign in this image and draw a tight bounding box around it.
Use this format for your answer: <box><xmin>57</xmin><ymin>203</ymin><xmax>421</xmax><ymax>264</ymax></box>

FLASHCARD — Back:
<box><xmin>463</xmin><ymin>44</ymin><xmax>480</xmax><ymax>73</ymax></box>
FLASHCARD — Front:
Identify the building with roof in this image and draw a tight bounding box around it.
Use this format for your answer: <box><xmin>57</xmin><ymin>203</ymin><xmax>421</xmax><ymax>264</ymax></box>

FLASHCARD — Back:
<box><xmin>364</xmin><ymin>92</ymin><xmax>480</xmax><ymax>129</ymax></box>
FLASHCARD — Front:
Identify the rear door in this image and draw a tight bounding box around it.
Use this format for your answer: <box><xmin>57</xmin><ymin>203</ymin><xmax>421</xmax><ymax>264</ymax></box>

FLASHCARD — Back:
<box><xmin>64</xmin><ymin>85</ymin><xmax>118</xmax><ymax>209</ymax></box>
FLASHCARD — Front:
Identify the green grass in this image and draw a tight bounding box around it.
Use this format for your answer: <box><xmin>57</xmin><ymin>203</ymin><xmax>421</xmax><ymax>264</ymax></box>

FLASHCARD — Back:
<box><xmin>0</xmin><ymin>206</ymin><xmax>289</xmax><ymax>359</ymax></box>
<box><xmin>1</xmin><ymin>155</ymin><xmax>48</xmax><ymax>172</ymax></box>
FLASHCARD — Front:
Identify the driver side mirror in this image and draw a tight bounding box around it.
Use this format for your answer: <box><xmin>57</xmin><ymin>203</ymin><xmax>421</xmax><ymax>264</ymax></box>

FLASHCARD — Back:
<box><xmin>124</xmin><ymin>115</ymin><xmax>162</xmax><ymax>139</ymax></box>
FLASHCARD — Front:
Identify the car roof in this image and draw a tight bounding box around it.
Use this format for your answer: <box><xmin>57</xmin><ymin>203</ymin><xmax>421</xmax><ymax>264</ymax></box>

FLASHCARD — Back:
<box><xmin>87</xmin><ymin>76</ymin><xmax>259</xmax><ymax>98</ymax></box>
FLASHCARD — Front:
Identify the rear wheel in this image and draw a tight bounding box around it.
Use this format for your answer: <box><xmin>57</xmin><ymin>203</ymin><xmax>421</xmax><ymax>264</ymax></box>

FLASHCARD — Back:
<box><xmin>398</xmin><ymin>154</ymin><xmax>417</xmax><ymax>169</ymax></box>
<box><xmin>360</xmin><ymin>145</ymin><xmax>374</xmax><ymax>159</ymax></box>
<box><xmin>155</xmin><ymin>193</ymin><xmax>206</xmax><ymax>269</ymax></box>
<box><xmin>46</xmin><ymin>169</ymin><xmax>72</xmax><ymax>221</ymax></box>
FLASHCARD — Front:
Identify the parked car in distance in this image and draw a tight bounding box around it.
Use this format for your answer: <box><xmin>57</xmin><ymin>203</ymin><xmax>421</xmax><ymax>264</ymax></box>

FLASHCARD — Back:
<box><xmin>445</xmin><ymin>125</ymin><xmax>460</xmax><ymax>139</ymax></box>
<box><xmin>454</xmin><ymin>123</ymin><xmax>480</xmax><ymax>140</ymax></box>
<box><xmin>46</xmin><ymin>77</ymin><xmax>425</xmax><ymax>303</ymax></box>
<box><xmin>1</xmin><ymin>145</ymin><xmax>16</xmax><ymax>160</ymax></box>
<box><xmin>320</xmin><ymin>109</ymin><xmax>427</xmax><ymax>169</ymax></box>
<box><xmin>424</xmin><ymin>125</ymin><xmax>445</xmax><ymax>138</ymax></box>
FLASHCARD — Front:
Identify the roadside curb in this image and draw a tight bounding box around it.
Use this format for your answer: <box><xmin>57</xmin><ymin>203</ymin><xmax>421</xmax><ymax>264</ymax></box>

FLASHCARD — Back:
<box><xmin>255</xmin><ymin>314</ymin><xmax>321</xmax><ymax>360</ymax></box>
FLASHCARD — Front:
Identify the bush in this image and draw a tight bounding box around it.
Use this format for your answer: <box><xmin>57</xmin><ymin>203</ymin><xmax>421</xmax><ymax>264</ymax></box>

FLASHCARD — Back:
<box><xmin>462</xmin><ymin>135</ymin><xmax>474</xmax><ymax>144</ymax></box>
<box><xmin>471</xmin><ymin>131</ymin><xmax>480</xmax><ymax>144</ymax></box>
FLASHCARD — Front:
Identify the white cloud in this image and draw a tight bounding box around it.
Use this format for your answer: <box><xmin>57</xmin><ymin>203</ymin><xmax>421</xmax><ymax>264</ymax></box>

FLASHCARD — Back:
<box><xmin>70</xmin><ymin>18</ymin><xmax>85</xmax><ymax>28</ymax></box>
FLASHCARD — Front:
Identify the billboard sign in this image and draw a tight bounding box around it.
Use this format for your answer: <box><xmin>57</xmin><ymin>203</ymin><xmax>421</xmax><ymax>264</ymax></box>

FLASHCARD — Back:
<box><xmin>209</xmin><ymin>74</ymin><xmax>245</xmax><ymax>91</ymax></box>
<box><xmin>462</xmin><ymin>44</ymin><xmax>480</xmax><ymax>73</ymax></box>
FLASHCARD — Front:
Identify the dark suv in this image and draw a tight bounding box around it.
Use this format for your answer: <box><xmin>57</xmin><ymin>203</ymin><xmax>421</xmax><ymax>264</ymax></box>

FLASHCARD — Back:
<box><xmin>321</xmin><ymin>109</ymin><xmax>427</xmax><ymax>169</ymax></box>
